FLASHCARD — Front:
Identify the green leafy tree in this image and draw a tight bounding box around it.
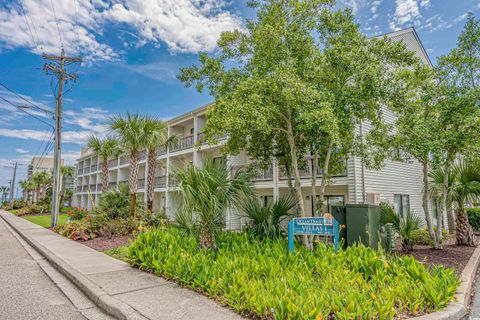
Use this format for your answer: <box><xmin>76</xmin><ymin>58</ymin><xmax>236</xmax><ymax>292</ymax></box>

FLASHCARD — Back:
<box><xmin>175</xmin><ymin>158</ymin><xmax>253</xmax><ymax>249</ymax></box>
<box><xmin>88</xmin><ymin>136</ymin><xmax>121</xmax><ymax>193</ymax></box>
<box><xmin>110</xmin><ymin>113</ymin><xmax>147</xmax><ymax>217</ymax></box>
<box><xmin>435</xmin><ymin>13</ymin><xmax>480</xmax><ymax>245</ymax></box>
<box><xmin>391</xmin><ymin>65</ymin><xmax>445</xmax><ymax>247</ymax></box>
<box><xmin>19</xmin><ymin>179</ymin><xmax>34</xmax><ymax>203</ymax></box>
<box><xmin>178</xmin><ymin>0</ymin><xmax>417</xmax><ymax>246</ymax></box>
<box><xmin>142</xmin><ymin>118</ymin><xmax>168</xmax><ymax>212</ymax></box>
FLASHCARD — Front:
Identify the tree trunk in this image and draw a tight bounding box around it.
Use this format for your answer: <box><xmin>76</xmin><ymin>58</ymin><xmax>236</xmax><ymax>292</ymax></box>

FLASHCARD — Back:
<box><xmin>199</xmin><ymin>225</ymin><xmax>216</xmax><ymax>250</ymax></box>
<box><xmin>438</xmin><ymin>159</ymin><xmax>451</xmax><ymax>249</ymax></box>
<box><xmin>447</xmin><ymin>206</ymin><xmax>456</xmax><ymax>234</ymax></box>
<box><xmin>319</xmin><ymin>140</ymin><xmax>333</xmax><ymax>214</ymax></box>
<box><xmin>129</xmin><ymin>150</ymin><xmax>139</xmax><ymax>217</ymax></box>
<box><xmin>422</xmin><ymin>161</ymin><xmax>438</xmax><ymax>248</ymax></box>
<box><xmin>310</xmin><ymin>150</ymin><xmax>317</xmax><ymax>217</ymax></box>
<box><xmin>101</xmin><ymin>159</ymin><xmax>109</xmax><ymax>192</ymax></box>
<box><xmin>146</xmin><ymin>149</ymin><xmax>156</xmax><ymax>212</ymax></box>
<box><xmin>456</xmin><ymin>207</ymin><xmax>477</xmax><ymax>246</ymax></box>
<box><xmin>286</xmin><ymin>118</ymin><xmax>308</xmax><ymax>247</ymax></box>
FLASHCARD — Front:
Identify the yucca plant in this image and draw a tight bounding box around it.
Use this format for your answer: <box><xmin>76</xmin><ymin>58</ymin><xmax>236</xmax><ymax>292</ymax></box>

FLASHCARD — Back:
<box><xmin>175</xmin><ymin>158</ymin><xmax>253</xmax><ymax>249</ymax></box>
<box><xmin>242</xmin><ymin>195</ymin><xmax>296</xmax><ymax>239</ymax></box>
<box><xmin>380</xmin><ymin>202</ymin><xmax>422</xmax><ymax>251</ymax></box>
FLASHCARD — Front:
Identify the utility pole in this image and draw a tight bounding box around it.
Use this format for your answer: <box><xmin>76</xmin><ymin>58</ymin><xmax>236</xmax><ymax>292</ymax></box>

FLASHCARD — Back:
<box><xmin>43</xmin><ymin>49</ymin><xmax>82</xmax><ymax>227</ymax></box>
<box><xmin>9</xmin><ymin>162</ymin><xmax>17</xmax><ymax>205</ymax></box>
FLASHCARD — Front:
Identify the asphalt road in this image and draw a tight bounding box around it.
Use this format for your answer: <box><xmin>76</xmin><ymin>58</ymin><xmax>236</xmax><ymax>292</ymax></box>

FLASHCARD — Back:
<box><xmin>0</xmin><ymin>219</ymin><xmax>86</xmax><ymax>320</ymax></box>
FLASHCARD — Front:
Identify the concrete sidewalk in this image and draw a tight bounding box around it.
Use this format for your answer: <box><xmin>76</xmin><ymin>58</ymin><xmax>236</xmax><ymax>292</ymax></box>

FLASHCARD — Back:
<box><xmin>0</xmin><ymin>210</ymin><xmax>242</xmax><ymax>320</ymax></box>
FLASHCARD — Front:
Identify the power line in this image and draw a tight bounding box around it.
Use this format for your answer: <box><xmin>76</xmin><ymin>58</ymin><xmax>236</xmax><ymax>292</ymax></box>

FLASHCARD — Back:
<box><xmin>0</xmin><ymin>95</ymin><xmax>54</xmax><ymax>128</ymax></box>
<box><xmin>0</xmin><ymin>82</ymin><xmax>54</xmax><ymax>116</ymax></box>
<box><xmin>19</xmin><ymin>2</ymin><xmax>38</xmax><ymax>50</ymax></box>
<box><xmin>19</xmin><ymin>1</ymin><xmax>44</xmax><ymax>53</ymax></box>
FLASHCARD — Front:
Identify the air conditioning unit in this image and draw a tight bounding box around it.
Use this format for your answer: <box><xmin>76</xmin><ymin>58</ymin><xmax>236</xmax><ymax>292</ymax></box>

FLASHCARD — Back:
<box><xmin>366</xmin><ymin>193</ymin><xmax>381</xmax><ymax>204</ymax></box>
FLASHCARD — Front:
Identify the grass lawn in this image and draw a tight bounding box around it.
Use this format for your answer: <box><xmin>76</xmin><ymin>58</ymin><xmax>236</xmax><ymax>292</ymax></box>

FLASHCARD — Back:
<box><xmin>23</xmin><ymin>214</ymin><xmax>68</xmax><ymax>228</ymax></box>
<box><xmin>103</xmin><ymin>246</ymin><xmax>129</xmax><ymax>262</ymax></box>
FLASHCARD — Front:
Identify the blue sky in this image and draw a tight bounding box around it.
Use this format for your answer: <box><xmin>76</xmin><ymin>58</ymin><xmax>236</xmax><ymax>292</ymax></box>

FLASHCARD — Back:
<box><xmin>0</xmin><ymin>0</ymin><xmax>478</xmax><ymax>192</ymax></box>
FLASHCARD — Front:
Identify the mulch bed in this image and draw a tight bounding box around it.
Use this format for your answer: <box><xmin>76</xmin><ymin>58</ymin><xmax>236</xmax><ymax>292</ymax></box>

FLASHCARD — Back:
<box><xmin>81</xmin><ymin>235</ymin><xmax>133</xmax><ymax>251</ymax></box>
<box><xmin>398</xmin><ymin>244</ymin><xmax>476</xmax><ymax>275</ymax></box>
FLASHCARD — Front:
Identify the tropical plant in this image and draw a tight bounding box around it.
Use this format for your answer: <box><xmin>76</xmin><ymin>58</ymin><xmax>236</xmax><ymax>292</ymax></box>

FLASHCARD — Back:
<box><xmin>129</xmin><ymin>227</ymin><xmax>459</xmax><ymax>319</ymax></box>
<box><xmin>87</xmin><ymin>136</ymin><xmax>121</xmax><ymax>193</ymax></box>
<box><xmin>98</xmin><ymin>184</ymin><xmax>132</xmax><ymax>220</ymax></box>
<box><xmin>175</xmin><ymin>158</ymin><xmax>253</xmax><ymax>249</ymax></box>
<box><xmin>0</xmin><ymin>186</ymin><xmax>9</xmax><ymax>203</ymax></box>
<box><xmin>467</xmin><ymin>208</ymin><xmax>480</xmax><ymax>231</ymax></box>
<box><xmin>430</xmin><ymin>162</ymin><xmax>480</xmax><ymax>246</ymax></box>
<box><xmin>380</xmin><ymin>202</ymin><xmax>422</xmax><ymax>251</ymax></box>
<box><xmin>110</xmin><ymin>113</ymin><xmax>147</xmax><ymax>217</ymax></box>
<box><xmin>19</xmin><ymin>179</ymin><xmax>34</xmax><ymax>203</ymax></box>
<box><xmin>142</xmin><ymin>117</ymin><xmax>168</xmax><ymax>212</ymax></box>
<box><xmin>31</xmin><ymin>171</ymin><xmax>52</xmax><ymax>202</ymax></box>
<box><xmin>241</xmin><ymin>195</ymin><xmax>295</xmax><ymax>239</ymax></box>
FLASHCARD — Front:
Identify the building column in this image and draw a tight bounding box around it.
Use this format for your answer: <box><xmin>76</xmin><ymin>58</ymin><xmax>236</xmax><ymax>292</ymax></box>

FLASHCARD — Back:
<box><xmin>273</xmin><ymin>157</ymin><xmax>279</xmax><ymax>202</ymax></box>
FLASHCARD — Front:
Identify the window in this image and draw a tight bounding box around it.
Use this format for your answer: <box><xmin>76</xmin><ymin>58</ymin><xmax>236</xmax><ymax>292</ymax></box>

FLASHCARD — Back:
<box><xmin>393</xmin><ymin>194</ymin><xmax>410</xmax><ymax>218</ymax></box>
<box><xmin>311</xmin><ymin>195</ymin><xmax>345</xmax><ymax>215</ymax></box>
<box><xmin>190</xmin><ymin>127</ymin><xmax>194</xmax><ymax>135</ymax></box>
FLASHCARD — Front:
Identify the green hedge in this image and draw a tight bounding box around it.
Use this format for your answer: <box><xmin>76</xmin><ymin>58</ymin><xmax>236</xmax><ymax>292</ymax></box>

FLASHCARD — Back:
<box><xmin>128</xmin><ymin>228</ymin><xmax>458</xmax><ymax>320</ymax></box>
<box><xmin>467</xmin><ymin>208</ymin><xmax>480</xmax><ymax>230</ymax></box>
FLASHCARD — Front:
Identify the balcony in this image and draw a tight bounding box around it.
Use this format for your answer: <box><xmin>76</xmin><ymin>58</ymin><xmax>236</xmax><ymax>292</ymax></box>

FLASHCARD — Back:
<box><xmin>108</xmin><ymin>159</ymin><xmax>118</xmax><ymax>168</ymax></box>
<box><xmin>168</xmin><ymin>175</ymin><xmax>179</xmax><ymax>187</ymax></box>
<box><xmin>171</xmin><ymin>135</ymin><xmax>194</xmax><ymax>152</ymax></box>
<box><xmin>139</xmin><ymin>150</ymin><xmax>146</xmax><ymax>160</ymax></box>
<box><xmin>279</xmin><ymin>159</ymin><xmax>347</xmax><ymax>180</ymax></box>
<box><xmin>82</xmin><ymin>185</ymin><xmax>89</xmax><ymax>192</ymax></box>
<box><xmin>138</xmin><ymin>178</ymin><xmax>145</xmax><ymax>189</ymax></box>
<box><xmin>120</xmin><ymin>156</ymin><xmax>129</xmax><ymax>165</ymax></box>
<box><xmin>89</xmin><ymin>184</ymin><xmax>96</xmax><ymax>191</ymax></box>
<box><xmin>251</xmin><ymin>166</ymin><xmax>273</xmax><ymax>181</ymax></box>
<box><xmin>76</xmin><ymin>186</ymin><xmax>82</xmax><ymax>192</ymax></box>
<box><xmin>158</xmin><ymin>146</ymin><xmax>167</xmax><ymax>156</ymax></box>
<box><xmin>108</xmin><ymin>182</ymin><xmax>116</xmax><ymax>190</ymax></box>
<box><xmin>196</xmin><ymin>132</ymin><xmax>228</xmax><ymax>145</ymax></box>
<box><xmin>97</xmin><ymin>183</ymin><xmax>102</xmax><ymax>191</ymax></box>
<box><xmin>77</xmin><ymin>168</ymin><xmax>83</xmax><ymax>175</ymax></box>
<box><xmin>119</xmin><ymin>180</ymin><xmax>128</xmax><ymax>187</ymax></box>
<box><xmin>155</xmin><ymin>175</ymin><xmax>166</xmax><ymax>188</ymax></box>
<box><xmin>90</xmin><ymin>164</ymin><xmax>97</xmax><ymax>172</ymax></box>
<box><xmin>84</xmin><ymin>167</ymin><xmax>90</xmax><ymax>174</ymax></box>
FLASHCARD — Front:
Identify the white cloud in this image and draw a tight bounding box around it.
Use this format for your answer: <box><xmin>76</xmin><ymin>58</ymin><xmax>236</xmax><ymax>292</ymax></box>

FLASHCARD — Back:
<box><xmin>15</xmin><ymin>148</ymin><xmax>29</xmax><ymax>154</ymax></box>
<box><xmin>340</xmin><ymin>0</ymin><xmax>365</xmax><ymax>13</ymax></box>
<box><xmin>453</xmin><ymin>13</ymin><xmax>469</xmax><ymax>24</ymax></box>
<box><xmin>419</xmin><ymin>0</ymin><xmax>430</xmax><ymax>8</ymax></box>
<box><xmin>0</xmin><ymin>128</ymin><xmax>91</xmax><ymax>145</ymax></box>
<box><xmin>371</xmin><ymin>0</ymin><xmax>383</xmax><ymax>14</ymax></box>
<box><xmin>103</xmin><ymin>0</ymin><xmax>242</xmax><ymax>53</ymax></box>
<box><xmin>0</xmin><ymin>0</ymin><xmax>242</xmax><ymax>61</ymax></box>
<box><xmin>389</xmin><ymin>0</ymin><xmax>432</xmax><ymax>31</ymax></box>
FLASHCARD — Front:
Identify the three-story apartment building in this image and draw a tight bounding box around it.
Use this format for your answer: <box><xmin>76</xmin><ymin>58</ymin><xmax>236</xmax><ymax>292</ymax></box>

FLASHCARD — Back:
<box><xmin>73</xmin><ymin>27</ymin><xmax>438</xmax><ymax>230</ymax></box>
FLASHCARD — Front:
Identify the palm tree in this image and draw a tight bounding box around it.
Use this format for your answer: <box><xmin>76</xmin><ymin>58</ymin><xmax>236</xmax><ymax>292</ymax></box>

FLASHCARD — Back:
<box><xmin>19</xmin><ymin>180</ymin><xmax>33</xmax><ymax>203</ymax></box>
<box><xmin>0</xmin><ymin>186</ymin><xmax>9</xmax><ymax>203</ymax></box>
<box><xmin>175</xmin><ymin>158</ymin><xmax>253</xmax><ymax>249</ymax></box>
<box><xmin>430</xmin><ymin>162</ymin><xmax>479</xmax><ymax>246</ymax></box>
<box><xmin>88</xmin><ymin>136</ymin><xmax>121</xmax><ymax>193</ymax></box>
<box><xmin>110</xmin><ymin>113</ymin><xmax>147</xmax><ymax>217</ymax></box>
<box><xmin>142</xmin><ymin>118</ymin><xmax>168</xmax><ymax>212</ymax></box>
<box><xmin>31</xmin><ymin>171</ymin><xmax>51</xmax><ymax>202</ymax></box>
<box><xmin>60</xmin><ymin>166</ymin><xmax>74</xmax><ymax>205</ymax></box>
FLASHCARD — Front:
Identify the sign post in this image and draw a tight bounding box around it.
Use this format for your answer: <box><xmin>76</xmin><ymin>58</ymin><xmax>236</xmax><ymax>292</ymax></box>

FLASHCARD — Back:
<box><xmin>288</xmin><ymin>217</ymin><xmax>339</xmax><ymax>254</ymax></box>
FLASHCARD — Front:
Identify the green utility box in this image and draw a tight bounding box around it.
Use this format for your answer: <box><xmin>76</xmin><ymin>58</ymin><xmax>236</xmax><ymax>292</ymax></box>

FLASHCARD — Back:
<box><xmin>331</xmin><ymin>204</ymin><xmax>383</xmax><ymax>249</ymax></box>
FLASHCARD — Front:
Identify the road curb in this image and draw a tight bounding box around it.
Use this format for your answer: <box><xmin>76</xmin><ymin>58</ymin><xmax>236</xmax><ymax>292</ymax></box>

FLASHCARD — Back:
<box><xmin>407</xmin><ymin>244</ymin><xmax>480</xmax><ymax>320</ymax></box>
<box><xmin>0</xmin><ymin>211</ymin><xmax>148</xmax><ymax>320</ymax></box>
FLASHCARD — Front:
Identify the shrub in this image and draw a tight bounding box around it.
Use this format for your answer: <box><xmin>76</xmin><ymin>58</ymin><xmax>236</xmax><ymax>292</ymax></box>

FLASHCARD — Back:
<box><xmin>467</xmin><ymin>208</ymin><xmax>480</xmax><ymax>230</ymax></box>
<box><xmin>54</xmin><ymin>213</ymin><xmax>105</xmax><ymax>241</ymax></box>
<box><xmin>12</xmin><ymin>199</ymin><xmax>27</xmax><ymax>209</ymax></box>
<box><xmin>98</xmin><ymin>185</ymin><xmax>132</xmax><ymax>220</ymax></box>
<box><xmin>136</xmin><ymin>209</ymin><xmax>167</xmax><ymax>230</ymax></box>
<box><xmin>412</xmin><ymin>228</ymin><xmax>449</xmax><ymax>246</ymax></box>
<box><xmin>65</xmin><ymin>207</ymin><xmax>89</xmax><ymax>221</ymax></box>
<box><xmin>241</xmin><ymin>195</ymin><xmax>295</xmax><ymax>239</ymax></box>
<box><xmin>99</xmin><ymin>218</ymin><xmax>137</xmax><ymax>238</ymax></box>
<box><xmin>380</xmin><ymin>202</ymin><xmax>422</xmax><ymax>251</ymax></box>
<box><xmin>128</xmin><ymin>228</ymin><xmax>458</xmax><ymax>320</ymax></box>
